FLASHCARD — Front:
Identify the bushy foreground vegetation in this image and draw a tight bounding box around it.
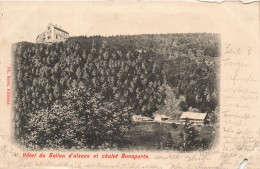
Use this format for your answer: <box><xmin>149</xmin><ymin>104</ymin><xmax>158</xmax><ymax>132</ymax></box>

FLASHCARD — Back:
<box><xmin>13</xmin><ymin>33</ymin><xmax>219</xmax><ymax>150</ymax></box>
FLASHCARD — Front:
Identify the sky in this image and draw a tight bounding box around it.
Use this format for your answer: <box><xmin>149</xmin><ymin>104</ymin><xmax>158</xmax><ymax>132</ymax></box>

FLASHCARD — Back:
<box><xmin>0</xmin><ymin>1</ymin><xmax>258</xmax><ymax>44</ymax></box>
<box><xmin>0</xmin><ymin>1</ymin><xmax>227</xmax><ymax>43</ymax></box>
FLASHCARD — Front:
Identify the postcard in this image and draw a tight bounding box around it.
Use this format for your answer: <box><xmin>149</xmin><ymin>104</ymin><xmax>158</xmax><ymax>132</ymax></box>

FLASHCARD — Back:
<box><xmin>0</xmin><ymin>1</ymin><xmax>259</xmax><ymax>169</ymax></box>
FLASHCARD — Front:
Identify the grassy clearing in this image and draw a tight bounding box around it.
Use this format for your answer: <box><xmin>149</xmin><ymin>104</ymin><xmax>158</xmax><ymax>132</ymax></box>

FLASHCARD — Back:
<box><xmin>124</xmin><ymin>122</ymin><xmax>216</xmax><ymax>151</ymax></box>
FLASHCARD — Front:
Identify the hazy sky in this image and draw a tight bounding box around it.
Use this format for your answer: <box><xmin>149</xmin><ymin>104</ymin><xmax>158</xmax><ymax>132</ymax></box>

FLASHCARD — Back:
<box><xmin>0</xmin><ymin>2</ymin><xmax>212</xmax><ymax>43</ymax></box>
<box><xmin>0</xmin><ymin>2</ymin><xmax>257</xmax><ymax>43</ymax></box>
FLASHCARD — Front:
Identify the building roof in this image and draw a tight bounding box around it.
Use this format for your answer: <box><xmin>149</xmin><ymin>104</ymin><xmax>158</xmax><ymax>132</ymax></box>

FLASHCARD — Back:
<box><xmin>180</xmin><ymin>112</ymin><xmax>207</xmax><ymax>120</ymax></box>
<box><xmin>36</xmin><ymin>31</ymin><xmax>45</xmax><ymax>40</ymax></box>
<box><xmin>160</xmin><ymin>114</ymin><xmax>169</xmax><ymax>118</ymax></box>
<box><xmin>133</xmin><ymin>115</ymin><xmax>152</xmax><ymax>120</ymax></box>
<box><xmin>49</xmin><ymin>23</ymin><xmax>69</xmax><ymax>34</ymax></box>
<box><xmin>153</xmin><ymin>114</ymin><xmax>170</xmax><ymax>119</ymax></box>
<box><xmin>39</xmin><ymin>31</ymin><xmax>45</xmax><ymax>36</ymax></box>
<box><xmin>133</xmin><ymin>115</ymin><xmax>141</xmax><ymax>118</ymax></box>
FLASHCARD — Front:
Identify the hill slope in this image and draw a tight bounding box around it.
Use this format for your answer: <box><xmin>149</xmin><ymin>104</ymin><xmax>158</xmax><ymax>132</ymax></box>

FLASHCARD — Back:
<box><xmin>13</xmin><ymin>33</ymin><xmax>219</xmax><ymax>149</ymax></box>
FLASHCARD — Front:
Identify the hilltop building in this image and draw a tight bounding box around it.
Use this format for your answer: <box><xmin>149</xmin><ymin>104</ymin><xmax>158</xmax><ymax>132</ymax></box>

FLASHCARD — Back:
<box><xmin>36</xmin><ymin>23</ymin><xmax>69</xmax><ymax>43</ymax></box>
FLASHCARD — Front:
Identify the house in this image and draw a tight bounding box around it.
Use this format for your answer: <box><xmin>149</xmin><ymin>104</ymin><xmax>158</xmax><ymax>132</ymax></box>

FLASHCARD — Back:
<box><xmin>36</xmin><ymin>23</ymin><xmax>69</xmax><ymax>43</ymax></box>
<box><xmin>132</xmin><ymin>115</ymin><xmax>153</xmax><ymax>122</ymax></box>
<box><xmin>153</xmin><ymin>114</ymin><xmax>171</xmax><ymax>122</ymax></box>
<box><xmin>179</xmin><ymin>112</ymin><xmax>208</xmax><ymax>125</ymax></box>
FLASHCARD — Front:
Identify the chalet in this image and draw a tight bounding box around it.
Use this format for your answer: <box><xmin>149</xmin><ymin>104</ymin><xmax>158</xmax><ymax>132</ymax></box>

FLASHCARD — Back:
<box><xmin>179</xmin><ymin>112</ymin><xmax>209</xmax><ymax>125</ymax></box>
<box><xmin>132</xmin><ymin>115</ymin><xmax>153</xmax><ymax>122</ymax></box>
<box><xmin>36</xmin><ymin>23</ymin><xmax>69</xmax><ymax>43</ymax></box>
<box><xmin>153</xmin><ymin>114</ymin><xmax>171</xmax><ymax>122</ymax></box>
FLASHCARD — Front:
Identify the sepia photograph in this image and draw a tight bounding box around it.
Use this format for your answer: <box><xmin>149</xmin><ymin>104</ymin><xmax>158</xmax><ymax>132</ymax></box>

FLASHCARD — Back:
<box><xmin>13</xmin><ymin>22</ymin><xmax>220</xmax><ymax>151</ymax></box>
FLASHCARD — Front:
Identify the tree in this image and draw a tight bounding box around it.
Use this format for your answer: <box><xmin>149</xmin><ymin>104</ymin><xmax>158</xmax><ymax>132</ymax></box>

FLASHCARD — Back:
<box><xmin>179</xmin><ymin>119</ymin><xmax>199</xmax><ymax>151</ymax></box>
<box><xmin>25</xmin><ymin>83</ymin><xmax>133</xmax><ymax>149</ymax></box>
<box><xmin>164</xmin><ymin>132</ymin><xmax>174</xmax><ymax>149</ymax></box>
<box><xmin>157</xmin><ymin>85</ymin><xmax>185</xmax><ymax>119</ymax></box>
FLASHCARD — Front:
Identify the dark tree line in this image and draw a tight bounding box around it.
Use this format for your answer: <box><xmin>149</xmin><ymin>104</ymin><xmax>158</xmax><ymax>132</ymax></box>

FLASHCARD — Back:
<box><xmin>13</xmin><ymin>33</ymin><xmax>219</xmax><ymax>149</ymax></box>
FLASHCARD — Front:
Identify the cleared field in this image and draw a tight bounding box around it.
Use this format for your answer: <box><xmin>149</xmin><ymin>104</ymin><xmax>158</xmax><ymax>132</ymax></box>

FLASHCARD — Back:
<box><xmin>124</xmin><ymin>122</ymin><xmax>216</xmax><ymax>151</ymax></box>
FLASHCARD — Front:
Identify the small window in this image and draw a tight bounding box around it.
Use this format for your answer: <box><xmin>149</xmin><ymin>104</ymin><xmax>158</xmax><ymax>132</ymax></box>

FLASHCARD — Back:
<box><xmin>48</xmin><ymin>36</ymin><xmax>51</xmax><ymax>39</ymax></box>
<box><xmin>56</xmin><ymin>35</ymin><xmax>58</xmax><ymax>39</ymax></box>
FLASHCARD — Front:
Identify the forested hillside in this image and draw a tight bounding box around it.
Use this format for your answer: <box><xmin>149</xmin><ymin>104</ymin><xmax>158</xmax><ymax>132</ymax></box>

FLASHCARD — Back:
<box><xmin>13</xmin><ymin>33</ymin><xmax>219</xmax><ymax>149</ymax></box>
